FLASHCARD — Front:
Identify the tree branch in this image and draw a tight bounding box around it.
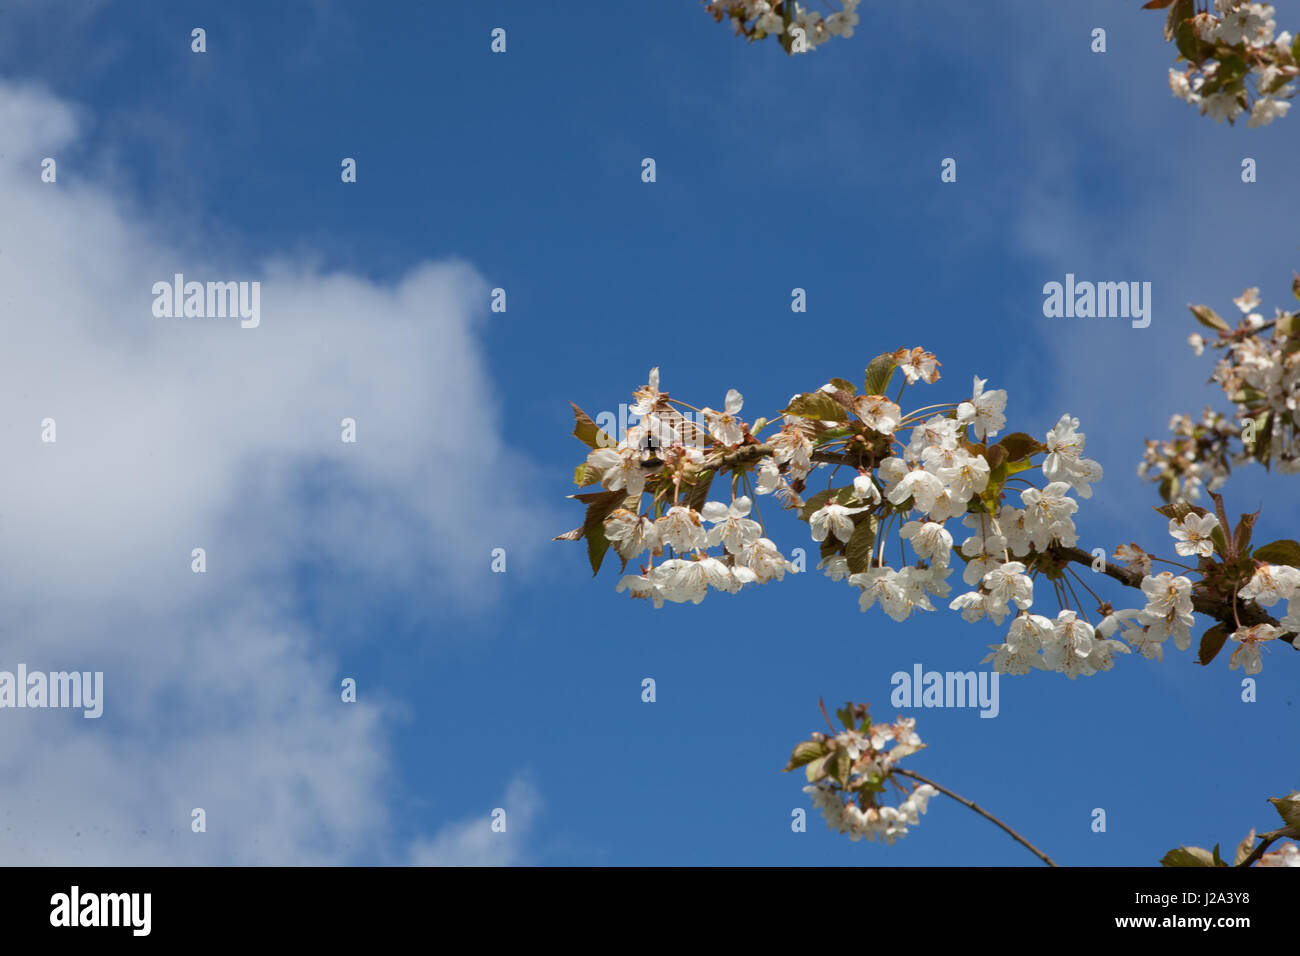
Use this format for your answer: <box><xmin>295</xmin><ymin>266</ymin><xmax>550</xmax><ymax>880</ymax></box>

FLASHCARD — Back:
<box><xmin>700</xmin><ymin>441</ymin><xmax>858</xmax><ymax>471</ymax></box>
<box><xmin>894</xmin><ymin>767</ymin><xmax>1058</xmax><ymax>867</ymax></box>
<box><xmin>1052</xmin><ymin>545</ymin><xmax>1296</xmax><ymax>647</ymax></box>
<box><xmin>700</xmin><ymin>444</ymin><xmax>1297</xmax><ymax>650</ymax></box>
<box><xmin>1235</xmin><ymin>825</ymin><xmax>1300</xmax><ymax>867</ymax></box>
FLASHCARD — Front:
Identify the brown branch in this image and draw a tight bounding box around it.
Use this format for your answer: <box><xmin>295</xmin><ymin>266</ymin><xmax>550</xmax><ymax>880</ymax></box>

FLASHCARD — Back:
<box><xmin>1236</xmin><ymin>825</ymin><xmax>1300</xmax><ymax>867</ymax></box>
<box><xmin>1052</xmin><ymin>545</ymin><xmax>1296</xmax><ymax>647</ymax></box>
<box><xmin>701</xmin><ymin>441</ymin><xmax>858</xmax><ymax>471</ymax></box>
<box><xmin>894</xmin><ymin>767</ymin><xmax>1058</xmax><ymax>867</ymax></box>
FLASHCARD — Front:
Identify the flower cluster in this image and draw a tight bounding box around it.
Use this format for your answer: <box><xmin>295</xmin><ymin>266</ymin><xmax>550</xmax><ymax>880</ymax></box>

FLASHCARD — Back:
<box><xmin>1154</xmin><ymin>0</ymin><xmax>1297</xmax><ymax>126</ymax></box>
<box><xmin>563</xmin><ymin>350</ymin><xmax>1296</xmax><ymax>677</ymax></box>
<box><xmin>983</xmin><ymin>608</ymin><xmax>1132</xmax><ymax>679</ymax></box>
<box><xmin>565</xmin><ymin>369</ymin><xmax>802</xmax><ymax>608</ymax></box>
<box><xmin>1105</xmin><ymin>502</ymin><xmax>1300</xmax><ymax>673</ymax></box>
<box><xmin>1138</xmin><ymin>407</ymin><xmax>1236</xmax><ymax>503</ymax></box>
<box><xmin>788</xmin><ymin>703</ymin><xmax>938</xmax><ymax>845</ymax></box>
<box><xmin>1232</xmin><ymin>562</ymin><xmax>1300</xmax><ymax>672</ymax></box>
<box><xmin>1141</xmin><ymin>282</ymin><xmax>1300</xmax><ymax>503</ymax></box>
<box><xmin>703</xmin><ymin>0</ymin><xmax>859</xmax><ymax>53</ymax></box>
<box><xmin>796</xmin><ymin>376</ymin><xmax>1118</xmax><ymax>678</ymax></box>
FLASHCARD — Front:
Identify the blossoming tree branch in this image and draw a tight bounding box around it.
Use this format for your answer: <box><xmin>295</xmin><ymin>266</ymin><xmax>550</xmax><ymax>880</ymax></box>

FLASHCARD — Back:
<box><xmin>556</xmin><ymin>291</ymin><xmax>1299</xmax><ymax>862</ymax></box>
<box><xmin>549</xmin><ymin>0</ymin><xmax>1300</xmax><ymax>866</ymax></box>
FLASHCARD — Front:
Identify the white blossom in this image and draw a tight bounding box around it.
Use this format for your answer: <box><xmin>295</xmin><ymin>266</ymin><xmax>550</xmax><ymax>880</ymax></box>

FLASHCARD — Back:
<box><xmin>656</xmin><ymin>506</ymin><xmax>707</xmax><ymax>553</ymax></box>
<box><xmin>1019</xmin><ymin>482</ymin><xmax>1079</xmax><ymax>551</ymax></box>
<box><xmin>604</xmin><ymin>508</ymin><xmax>659</xmax><ymax>560</ymax></box>
<box><xmin>956</xmin><ymin>375</ymin><xmax>1007</xmax><ymax>440</ymax></box>
<box><xmin>1040</xmin><ymin>610</ymin><xmax>1097</xmax><ymax>679</ymax></box>
<box><xmin>1169</xmin><ymin>513</ymin><xmax>1220</xmax><ymax>559</ymax></box>
<box><xmin>1042</xmin><ymin>414</ymin><xmax>1104</xmax><ymax>498</ymax></box>
<box><xmin>703</xmin><ymin>389</ymin><xmax>746</xmax><ymax>446</ymax></box>
<box><xmin>1240</xmin><ymin>563</ymin><xmax>1300</xmax><ymax>607</ymax></box>
<box><xmin>741</xmin><ymin>537</ymin><xmax>798</xmax><ymax>583</ymax></box>
<box><xmin>900</xmin><ymin>520</ymin><xmax>953</xmax><ymax>566</ymax></box>
<box><xmin>702</xmin><ymin>496</ymin><xmax>762</xmax><ymax>554</ymax></box>
<box><xmin>1228</xmin><ymin>623</ymin><xmax>1283</xmax><ymax>674</ymax></box>
<box><xmin>810</xmin><ymin>501</ymin><xmax>868</xmax><ymax>544</ymax></box>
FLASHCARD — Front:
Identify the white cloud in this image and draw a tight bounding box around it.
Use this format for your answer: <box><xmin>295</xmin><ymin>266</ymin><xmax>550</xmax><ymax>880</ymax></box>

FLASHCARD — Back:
<box><xmin>0</xmin><ymin>79</ymin><xmax>541</xmax><ymax>863</ymax></box>
<box><xmin>407</xmin><ymin>776</ymin><xmax>542</xmax><ymax>867</ymax></box>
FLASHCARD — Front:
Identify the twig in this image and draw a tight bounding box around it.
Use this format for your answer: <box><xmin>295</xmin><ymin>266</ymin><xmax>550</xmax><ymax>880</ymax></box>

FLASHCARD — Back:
<box><xmin>894</xmin><ymin>767</ymin><xmax>1058</xmax><ymax>867</ymax></box>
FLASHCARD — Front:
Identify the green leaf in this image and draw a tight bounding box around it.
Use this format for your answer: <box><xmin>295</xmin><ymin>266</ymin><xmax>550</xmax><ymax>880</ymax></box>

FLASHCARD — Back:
<box><xmin>1197</xmin><ymin>624</ymin><xmax>1230</xmax><ymax>666</ymax></box>
<box><xmin>1173</xmin><ymin>12</ymin><xmax>1199</xmax><ymax>58</ymax></box>
<box><xmin>783</xmin><ymin>391</ymin><xmax>849</xmax><ymax>422</ymax></box>
<box><xmin>1217</xmin><ymin>55</ymin><xmax>1247</xmax><ymax>84</ymax></box>
<box><xmin>571</xmin><ymin>402</ymin><xmax>615</xmax><ymax>450</ymax></box>
<box><xmin>1164</xmin><ymin>0</ymin><xmax>1191</xmax><ymax>44</ymax></box>
<box><xmin>1189</xmin><ymin>304</ymin><xmax>1230</xmax><ymax>333</ymax></box>
<box><xmin>1253</xmin><ymin>411</ymin><xmax>1273</xmax><ymax>467</ymax></box>
<box><xmin>863</xmin><ymin>352</ymin><xmax>897</xmax><ymax>396</ymax></box>
<box><xmin>570</xmin><ymin>489</ymin><xmax>621</xmax><ymax>504</ymax></box>
<box><xmin>835</xmin><ymin>704</ymin><xmax>855</xmax><ymax>731</ymax></box>
<box><xmin>683</xmin><ymin>469</ymin><xmax>714</xmax><ymax>513</ymax></box>
<box><xmin>1161</xmin><ymin>845</ymin><xmax>1218</xmax><ymax>867</ymax></box>
<box><xmin>996</xmin><ymin>432</ymin><xmax>1045</xmax><ymax>462</ymax></box>
<box><xmin>828</xmin><ymin>377</ymin><xmax>857</xmax><ymax>395</ymax></box>
<box><xmin>784</xmin><ymin>740</ymin><xmax>827</xmax><ymax>771</ymax></box>
<box><xmin>826</xmin><ymin>747</ymin><xmax>851</xmax><ymax>785</ymax></box>
<box><xmin>1142</xmin><ymin>0</ymin><xmax>1176</xmax><ymax>8</ymax></box>
<box><xmin>819</xmin><ymin>534</ymin><xmax>846</xmax><ymax>562</ymax></box>
<box><xmin>799</xmin><ymin>486</ymin><xmax>855</xmax><ymax>521</ymax></box>
<box><xmin>1253</xmin><ymin>539</ymin><xmax>1300</xmax><ymax>567</ymax></box>
<box><xmin>987</xmin><ymin>457</ymin><xmax>1036</xmax><ymax>493</ymax></box>
<box><xmin>804</xmin><ymin>754</ymin><xmax>829</xmax><ymax>783</ymax></box>
<box><xmin>581</xmin><ymin>489</ymin><xmax>627</xmax><ymax>576</ymax></box>
<box><xmin>813</xmin><ymin>425</ymin><xmax>854</xmax><ymax>446</ymax></box>
<box><xmin>1234</xmin><ymin>829</ymin><xmax>1256</xmax><ymax>866</ymax></box>
<box><xmin>844</xmin><ymin>515</ymin><xmax>878</xmax><ymax>575</ymax></box>
<box><xmin>1210</xmin><ymin>524</ymin><xmax>1230</xmax><ymax>559</ymax></box>
<box><xmin>1210</xmin><ymin>843</ymin><xmax>1227</xmax><ymax>867</ymax></box>
<box><xmin>1268</xmin><ymin>791</ymin><xmax>1300</xmax><ymax>828</ymax></box>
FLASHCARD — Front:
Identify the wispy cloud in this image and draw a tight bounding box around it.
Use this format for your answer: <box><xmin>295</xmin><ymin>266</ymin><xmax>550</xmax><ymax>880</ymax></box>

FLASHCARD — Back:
<box><xmin>407</xmin><ymin>776</ymin><xmax>542</xmax><ymax>866</ymax></box>
<box><xmin>0</xmin><ymin>79</ymin><xmax>541</xmax><ymax>863</ymax></box>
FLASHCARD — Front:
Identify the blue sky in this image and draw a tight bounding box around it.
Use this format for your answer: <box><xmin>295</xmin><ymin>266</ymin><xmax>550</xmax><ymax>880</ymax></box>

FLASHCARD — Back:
<box><xmin>0</xmin><ymin>0</ymin><xmax>1296</xmax><ymax>866</ymax></box>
